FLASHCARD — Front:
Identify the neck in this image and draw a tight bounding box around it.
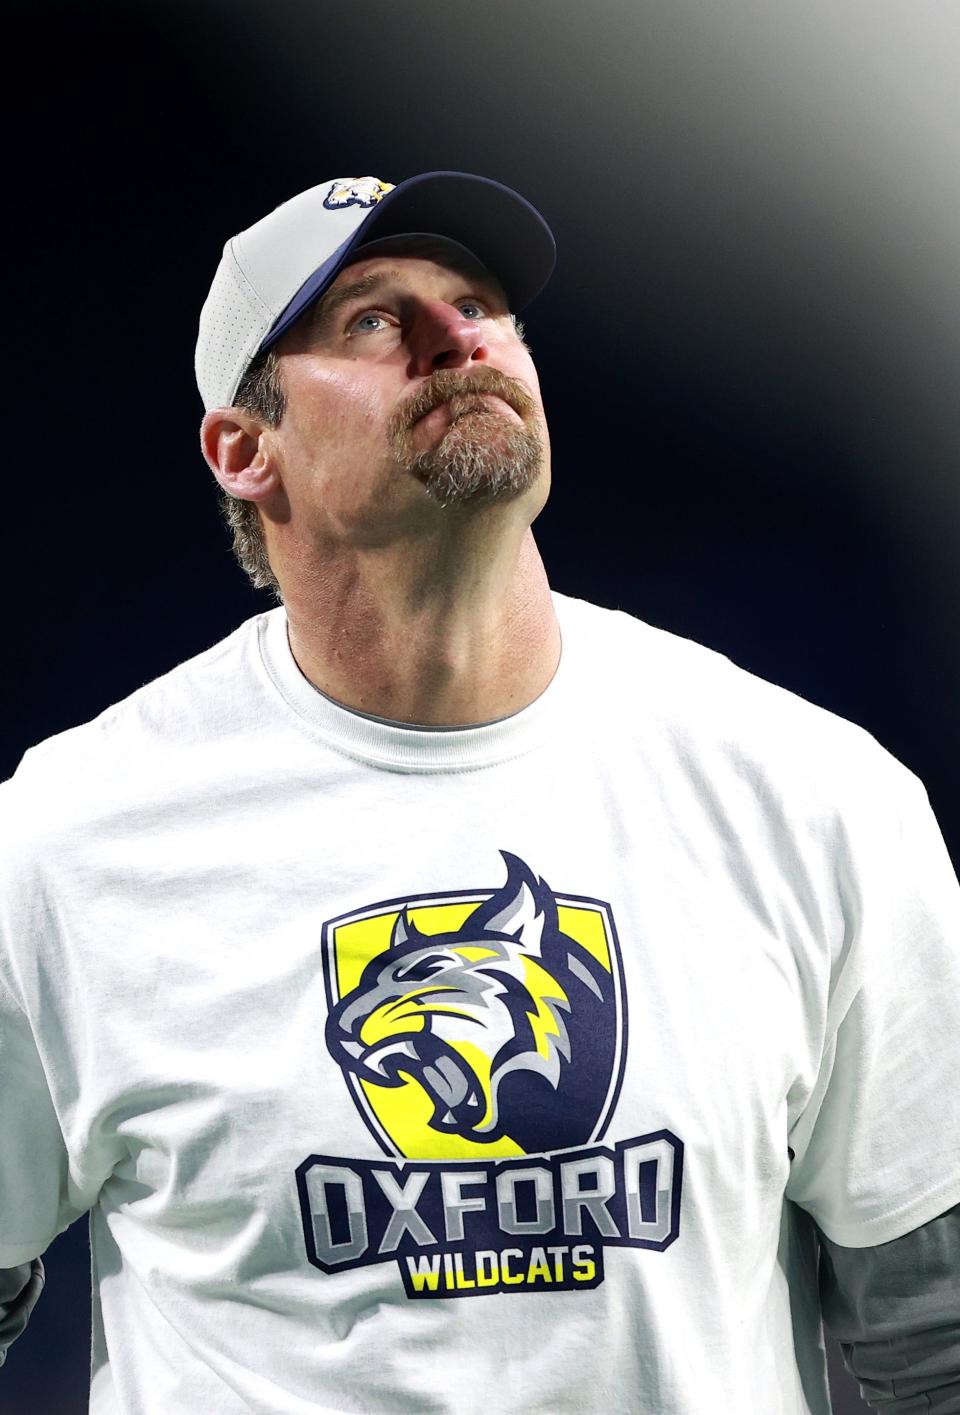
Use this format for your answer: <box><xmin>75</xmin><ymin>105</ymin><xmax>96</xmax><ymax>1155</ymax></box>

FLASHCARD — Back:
<box><xmin>279</xmin><ymin>522</ymin><xmax>560</xmax><ymax>727</ymax></box>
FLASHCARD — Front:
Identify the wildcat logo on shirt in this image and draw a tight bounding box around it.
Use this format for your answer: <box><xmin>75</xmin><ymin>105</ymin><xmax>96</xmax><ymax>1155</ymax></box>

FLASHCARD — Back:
<box><xmin>295</xmin><ymin>852</ymin><xmax>683</xmax><ymax>1298</ymax></box>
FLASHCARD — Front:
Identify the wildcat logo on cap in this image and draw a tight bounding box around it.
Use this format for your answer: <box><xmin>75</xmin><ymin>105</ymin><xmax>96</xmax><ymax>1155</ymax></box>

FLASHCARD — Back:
<box><xmin>323</xmin><ymin>176</ymin><xmax>395</xmax><ymax>210</ymax></box>
<box><xmin>294</xmin><ymin>852</ymin><xmax>685</xmax><ymax>1299</ymax></box>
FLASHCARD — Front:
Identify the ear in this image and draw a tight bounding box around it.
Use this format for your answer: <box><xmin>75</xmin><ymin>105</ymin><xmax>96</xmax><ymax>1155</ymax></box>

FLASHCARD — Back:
<box><xmin>200</xmin><ymin>408</ymin><xmax>280</xmax><ymax>502</ymax></box>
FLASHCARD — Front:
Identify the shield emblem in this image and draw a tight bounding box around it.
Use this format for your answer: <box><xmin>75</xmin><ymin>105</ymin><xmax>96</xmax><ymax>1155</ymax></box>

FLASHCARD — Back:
<box><xmin>322</xmin><ymin>851</ymin><xmax>627</xmax><ymax>1161</ymax></box>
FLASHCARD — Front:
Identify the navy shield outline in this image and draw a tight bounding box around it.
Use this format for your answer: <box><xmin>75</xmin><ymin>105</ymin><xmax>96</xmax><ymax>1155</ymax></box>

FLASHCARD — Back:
<box><xmin>322</xmin><ymin>851</ymin><xmax>628</xmax><ymax>1162</ymax></box>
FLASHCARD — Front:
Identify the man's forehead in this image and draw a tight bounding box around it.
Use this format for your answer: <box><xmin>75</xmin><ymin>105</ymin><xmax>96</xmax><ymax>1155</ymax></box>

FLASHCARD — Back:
<box><xmin>286</xmin><ymin>234</ymin><xmax>513</xmax><ymax>347</ymax></box>
<box><xmin>336</xmin><ymin>233</ymin><xmax>504</xmax><ymax>293</ymax></box>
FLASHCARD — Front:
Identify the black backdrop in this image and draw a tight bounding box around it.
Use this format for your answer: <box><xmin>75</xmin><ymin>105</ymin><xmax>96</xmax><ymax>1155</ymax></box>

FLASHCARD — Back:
<box><xmin>5</xmin><ymin>2</ymin><xmax>960</xmax><ymax>1411</ymax></box>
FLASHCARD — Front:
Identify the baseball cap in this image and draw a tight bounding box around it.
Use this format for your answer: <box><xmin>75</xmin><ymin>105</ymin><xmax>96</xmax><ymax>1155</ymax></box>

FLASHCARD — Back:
<box><xmin>195</xmin><ymin>172</ymin><xmax>556</xmax><ymax>412</ymax></box>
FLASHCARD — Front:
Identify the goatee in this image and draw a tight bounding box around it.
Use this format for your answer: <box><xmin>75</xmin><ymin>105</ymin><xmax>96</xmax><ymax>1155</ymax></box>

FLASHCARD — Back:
<box><xmin>388</xmin><ymin>367</ymin><xmax>544</xmax><ymax>508</ymax></box>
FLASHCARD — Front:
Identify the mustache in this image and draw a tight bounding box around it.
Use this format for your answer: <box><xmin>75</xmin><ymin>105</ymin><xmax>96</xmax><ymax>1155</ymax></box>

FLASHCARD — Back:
<box><xmin>390</xmin><ymin>367</ymin><xmax>538</xmax><ymax>435</ymax></box>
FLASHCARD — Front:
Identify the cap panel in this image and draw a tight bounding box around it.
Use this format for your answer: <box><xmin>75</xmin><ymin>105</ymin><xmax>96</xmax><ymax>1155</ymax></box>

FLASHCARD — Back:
<box><xmin>195</xmin><ymin>177</ymin><xmax>397</xmax><ymax>409</ymax></box>
<box><xmin>256</xmin><ymin>229</ymin><xmax>369</xmax><ymax>354</ymax></box>
<box><xmin>196</xmin><ymin>245</ymin><xmax>277</xmax><ymax>410</ymax></box>
<box><xmin>231</xmin><ymin>181</ymin><xmax>384</xmax><ymax>315</ymax></box>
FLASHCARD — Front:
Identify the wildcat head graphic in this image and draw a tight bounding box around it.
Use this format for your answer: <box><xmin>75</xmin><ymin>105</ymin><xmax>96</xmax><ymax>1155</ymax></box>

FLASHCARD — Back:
<box><xmin>324</xmin><ymin>852</ymin><xmax>623</xmax><ymax>1157</ymax></box>
<box><xmin>303</xmin><ymin>856</ymin><xmax>683</xmax><ymax>1299</ymax></box>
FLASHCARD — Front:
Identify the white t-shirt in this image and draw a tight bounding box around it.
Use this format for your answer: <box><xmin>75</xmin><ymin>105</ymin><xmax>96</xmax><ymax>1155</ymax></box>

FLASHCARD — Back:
<box><xmin>1</xmin><ymin>593</ymin><xmax>959</xmax><ymax>1415</ymax></box>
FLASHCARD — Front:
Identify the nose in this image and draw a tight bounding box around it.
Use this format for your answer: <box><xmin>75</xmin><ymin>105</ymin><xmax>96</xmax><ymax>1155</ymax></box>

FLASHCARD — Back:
<box><xmin>407</xmin><ymin>299</ymin><xmax>489</xmax><ymax>376</ymax></box>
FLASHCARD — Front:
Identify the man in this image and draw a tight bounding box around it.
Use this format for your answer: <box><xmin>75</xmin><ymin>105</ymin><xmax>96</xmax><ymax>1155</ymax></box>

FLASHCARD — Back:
<box><xmin>1</xmin><ymin>171</ymin><xmax>958</xmax><ymax>1413</ymax></box>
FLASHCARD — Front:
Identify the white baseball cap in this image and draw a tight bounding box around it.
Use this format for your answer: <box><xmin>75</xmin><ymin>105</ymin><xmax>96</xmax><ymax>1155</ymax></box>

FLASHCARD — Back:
<box><xmin>195</xmin><ymin>171</ymin><xmax>557</xmax><ymax>411</ymax></box>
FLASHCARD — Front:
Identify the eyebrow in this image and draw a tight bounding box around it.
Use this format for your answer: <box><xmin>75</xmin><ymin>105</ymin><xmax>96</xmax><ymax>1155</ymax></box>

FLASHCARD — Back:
<box><xmin>308</xmin><ymin>263</ymin><xmax>508</xmax><ymax>342</ymax></box>
<box><xmin>309</xmin><ymin>270</ymin><xmax>403</xmax><ymax>340</ymax></box>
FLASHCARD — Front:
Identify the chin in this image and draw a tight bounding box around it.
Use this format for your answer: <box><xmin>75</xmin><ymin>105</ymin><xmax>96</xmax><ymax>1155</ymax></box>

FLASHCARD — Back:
<box><xmin>411</xmin><ymin>417</ymin><xmax>545</xmax><ymax>510</ymax></box>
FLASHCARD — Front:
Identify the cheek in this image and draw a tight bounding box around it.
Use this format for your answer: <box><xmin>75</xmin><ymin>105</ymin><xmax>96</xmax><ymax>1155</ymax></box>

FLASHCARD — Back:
<box><xmin>500</xmin><ymin>342</ymin><xmax>544</xmax><ymax>402</ymax></box>
<box><xmin>284</xmin><ymin>365</ymin><xmax>393</xmax><ymax>455</ymax></box>
<box><xmin>509</xmin><ymin>354</ymin><xmax>549</xmax><ymax>438</ymax></box>
<box><xmin>274</xmin><ymin>366</ymin><xmax>410</xmax><ymax>527</ymax></box>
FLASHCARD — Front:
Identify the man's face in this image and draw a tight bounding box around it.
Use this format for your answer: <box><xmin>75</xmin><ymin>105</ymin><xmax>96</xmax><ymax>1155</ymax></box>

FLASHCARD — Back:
<box><xmin>266</xmin><ymin>240</ymin><xmax>551</xmax><ymax>550</ymax></box>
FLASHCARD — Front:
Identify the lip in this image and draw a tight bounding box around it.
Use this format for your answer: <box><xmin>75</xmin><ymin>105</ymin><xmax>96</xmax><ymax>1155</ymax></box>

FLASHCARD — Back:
<box><xmin>415</xmin><ymin>393</ymin><xmax>522</xmax><ymax>427</ymax></box>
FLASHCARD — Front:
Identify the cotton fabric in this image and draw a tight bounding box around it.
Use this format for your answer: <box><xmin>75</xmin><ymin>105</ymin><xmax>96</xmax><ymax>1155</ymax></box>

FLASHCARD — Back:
<box><xmin>2</xmin><ymin>594</ymin><xmax>958</xmax><ymax>1414</ymax></box>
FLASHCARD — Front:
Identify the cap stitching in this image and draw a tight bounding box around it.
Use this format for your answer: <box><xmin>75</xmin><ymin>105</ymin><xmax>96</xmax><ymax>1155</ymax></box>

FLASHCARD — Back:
<box><xmin>224</xmin><ymin>240</ymin><xmax>274</xmax><ymax>321</ymax></box>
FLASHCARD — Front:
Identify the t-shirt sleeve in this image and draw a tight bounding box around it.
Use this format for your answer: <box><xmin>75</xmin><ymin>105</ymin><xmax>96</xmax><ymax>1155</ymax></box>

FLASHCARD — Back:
<box><xmin>0</xmin><ymin>1258</ymin><xmax>45</xmax><ymax>1367</ymax></box>
<box><xmin>0</xmin><ymin>966</ymin><xmax>88</xmax><ymax>1266</ymax></box>
<box><xmin>784</xmin><ymin>762</ymin><xmax>960</xmax><ymax>1248</ymax></box>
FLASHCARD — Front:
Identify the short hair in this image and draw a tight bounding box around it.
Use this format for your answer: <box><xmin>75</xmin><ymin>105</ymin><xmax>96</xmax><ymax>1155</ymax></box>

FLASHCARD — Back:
<box><xmin>220</xmin><ymin>347</ymin><xmax>285</xmax><ymax>596</ymax></box>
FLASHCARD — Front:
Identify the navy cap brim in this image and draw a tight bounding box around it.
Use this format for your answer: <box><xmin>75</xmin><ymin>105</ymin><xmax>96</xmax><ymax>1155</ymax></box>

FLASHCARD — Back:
<box><xmin>259</xmin><ymin>171</ymin><xmax>556</xmax><ymax>353</ymax></box>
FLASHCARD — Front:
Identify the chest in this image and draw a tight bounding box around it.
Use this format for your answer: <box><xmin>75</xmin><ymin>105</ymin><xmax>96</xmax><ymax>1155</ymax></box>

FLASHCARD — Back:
<box><xmin>47</xmin><ymin>753</ymin><xmax>831</xmax><ymax>1222</ymax></box>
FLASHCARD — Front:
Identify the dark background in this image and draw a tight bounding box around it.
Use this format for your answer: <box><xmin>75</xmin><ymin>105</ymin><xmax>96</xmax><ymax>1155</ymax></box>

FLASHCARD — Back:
<box><xmin>5</xmin><ymin>1</ymin><xmax>960</xmax><ymax>1411</ymax></box>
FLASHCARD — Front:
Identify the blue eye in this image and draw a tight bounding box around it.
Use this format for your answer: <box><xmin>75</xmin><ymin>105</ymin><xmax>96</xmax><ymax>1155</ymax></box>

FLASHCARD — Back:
<box><xmin>458</xmin><ymin>302</ymin><xmax>485</xmax><ymax>320</ymax></box>
<box><xmin>351</xmin><ymin>312</ymin><xmax>388</xmax><ymax>333</ymax></box>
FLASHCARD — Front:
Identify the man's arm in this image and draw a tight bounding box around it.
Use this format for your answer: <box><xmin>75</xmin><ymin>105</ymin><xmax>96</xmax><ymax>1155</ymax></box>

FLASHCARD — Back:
<box><xmin>0</xmin><ymin>1258</ymin><xmax>45</xmax><ymax>1368</ymax></box>
<box><xmin>818</xmin><ymin>1202</ymin><xmax>960</xmax><ymax>1413</ymax></box>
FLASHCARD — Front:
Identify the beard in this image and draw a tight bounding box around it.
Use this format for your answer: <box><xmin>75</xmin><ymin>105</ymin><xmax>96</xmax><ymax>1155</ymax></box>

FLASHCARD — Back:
<box><xmin>387</xmin><ymin>367</ymin><xmax>545</xmax><ymax>508</ymax></box>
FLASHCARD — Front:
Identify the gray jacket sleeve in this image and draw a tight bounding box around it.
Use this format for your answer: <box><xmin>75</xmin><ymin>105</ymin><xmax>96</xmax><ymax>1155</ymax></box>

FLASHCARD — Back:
<box><xmin>817</xmin><ymin>1202</ymin><xmax>960</xmax><ymax>1413</ymax></box>
<box><xmin>0</xmin><ymin>1257</ymin><xmax>45</xmax><ymax>1367</ymax></box>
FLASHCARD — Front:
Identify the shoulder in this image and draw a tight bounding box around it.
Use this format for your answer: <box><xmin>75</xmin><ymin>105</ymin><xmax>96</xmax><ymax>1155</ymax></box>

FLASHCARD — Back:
<box><xmin>553</xmin><ymin>591</ymin><xmax>923</xmax><ymax>816</ymax></box>
<box><xmin>1</xmin><ymin>611</ymin><xmax>277</xmax><ymax>832</ymax></box>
